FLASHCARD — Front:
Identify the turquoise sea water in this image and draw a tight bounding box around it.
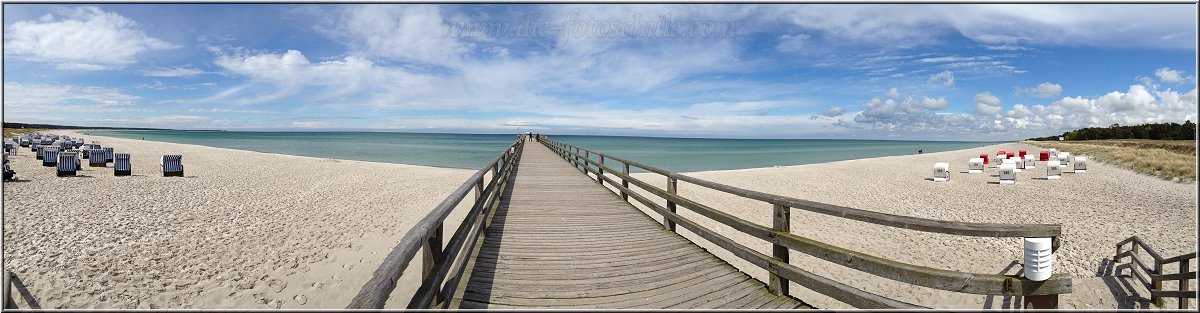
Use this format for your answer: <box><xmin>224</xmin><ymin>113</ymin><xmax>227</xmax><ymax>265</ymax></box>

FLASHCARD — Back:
<box><xmin>87</xmin><ymin>130</ymin><xmax>1001</xmax><ymax>172</ymax></box>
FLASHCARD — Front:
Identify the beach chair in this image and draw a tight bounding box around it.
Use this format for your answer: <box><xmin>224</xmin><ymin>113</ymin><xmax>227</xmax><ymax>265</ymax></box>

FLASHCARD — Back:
<box><xmin>1002</xmin><ymin>158</ymin><xmax>1020</xmax><ymax>173</ymax></box>
<box><xmin>161</xmin><ymin>155</ymin><xmax>183</xmax><ymax>177</ymax></box>
<box><xmin>968</xmin><ymin>158</ymin><xmax>984</xmax><ymax>173</ymax></box>
<box><xmin>979</xmin><ymin>153</ymin><xmax>989</xmax><ymax>165</ymax></box>
<box><xmin>1057</xmin><ymin>152</ymin><xmax>1071</xmax><ymax>167</ymax></box>
<box><xmin>1046</xmin><ymin>161</ymin><xmax>1062</xmax><ymax>180</ymax></box>
<box><xmin>114</xmin><ymin>153</ymin><xmax>131</xmax><ymax>176</ymax></box>
<box><xmin>19</xmin><ymin>137</ymin><xmax>30</xmax><ymax>147</ymax></box>
<box><xmin>104</xmin><ymin>148</ymin><xmax>114</xmax><ymax>163</ymax></box>
<box><xmin>57</xmin><ymin>152</ymin><xmax>79</xmax><ymax>176</ymax></box>
<box><xmin>932</xmin><ymin>162</ymin><xmax>950</xmax><ymax>182</ymax></box>
<box><xmin>42</xmin><ymin>148</ymin><xmax>59</xmax><ymax>167</ymax></box>
<box><xmin>998</xmin><ymin>163</ymin><xmax>1016</xmax><ymax>185</ymax></box>
<box><xmin>1018</xmin><ymin>150</ymin><xmax>1027</xmax><ymax>159</ymax></box>
<box><xmin>1073</xmin><ymin>156</ymin><xmax>1087</xmax><ymax>173</ymax></box>
<box><xmin>80</xmin><ymin>144</ymin><xmax>92</xmax><ymax>159</ymax></box>
<box><xmin>34</xmin><ymin>145</ymin><xmax>44</xmax><ymax>159</ymax></box>
<box><xmin>1014</xmin><ymin>156</ymin><xmax>1026</xmax><ymax>171</ymax></box>
<box><xmin>1024</xmin><ymin>155</ymin><xmax>1036</xmax><ymax>169</ymax></box>
<box><xmin>1039</xmin><ymin>150</ymin><xmax>1050</xmax><ymax>161</ymax></box>
<box><xmin>1048</xmin><ymin>148</ymin><xmax>1058</xmax><ymax>161</ymax></box>
<box><xmin>89</xmin><ymin>149</ymin><xmax>107</xmax><ymax>167</ymax></box>
<box><xmin>2</xmin><ymin>163</ymin><xmax>14</xmax><ymax>181</ymax></box>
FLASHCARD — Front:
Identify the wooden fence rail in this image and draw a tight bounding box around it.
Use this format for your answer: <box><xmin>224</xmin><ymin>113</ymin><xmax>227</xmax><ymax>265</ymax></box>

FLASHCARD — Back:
<box><xmin>347</xmin><ymin>136</ymin><xmax>526</xmax><ymax>309</ymax></box>
<box><xmin>538</xmin><ymin>137</ymin><xmax>1073</xmax><ymax>309</ymax></box>
<box><xmin>1114</xmin><ymin>235</ymin><xmax>1196</xmax><ymax>309</ymax></box>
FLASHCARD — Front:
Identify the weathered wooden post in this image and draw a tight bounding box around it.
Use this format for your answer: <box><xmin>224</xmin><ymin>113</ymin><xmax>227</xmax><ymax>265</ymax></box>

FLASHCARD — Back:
<box><xmin>1153</xmin><ymin>258</ymin><xmax>1164</xmax><ymax>305</ymax></box>
<box><xmin>621</xmin><ymin>163</ymin><xmax>630</xmax><ymax>202</ymax></box>
<box><xmin>769</xmin><ymin>203</ymin><xmax>790</xmax><ymax>296</ymax></box>
<box><xmin>1023</xmin><ymin>294</ymin><xmax>1059</xmax><ymax>309</ymax></box>
<box><xmin>1181</xmin><ymin>259</ymin><xmax>1191</xmax><ymax>309</ymax></box>
<box><xmin>421</xmin><ymin>224</ymin><xmax>444</xmax><ymax>305</ymax></box>
<box><xmin>597</xmin><ymin>155</ymin><xmax>605</xmax><ymax>185</ymax></box>
<box><xmin>665</xmin><ymin>177</ymin><xmax>677</xmax><ymax>232</ymax></box>
<box><xmin>3</xmin><ymin>271</ymin><xmax>12</xmax><ymax>309</ymax></box>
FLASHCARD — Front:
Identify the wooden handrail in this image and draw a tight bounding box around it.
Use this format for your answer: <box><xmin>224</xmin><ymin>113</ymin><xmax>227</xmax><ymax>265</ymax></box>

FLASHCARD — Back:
<box><xmin>347</xmin><ymin>136</ymin><xmax>526</xmax><ymax>309</ymax></box>
<box><xmin>543</xmin><ymin>139</ymin><xmax>1062</xmax><ymax>238</ymax></box>
<box><xmin>538</xmin><ymin>137</ymin><xmax>1073</xmax><ymax>307</ymax></box>
<box><xmin>1114</xmin><ymin>235</ymin><xmax>1196</xmax><ymax>309</ymax></box>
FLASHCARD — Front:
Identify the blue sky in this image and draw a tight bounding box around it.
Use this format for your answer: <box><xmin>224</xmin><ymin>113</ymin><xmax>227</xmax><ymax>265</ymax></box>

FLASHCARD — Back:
<box><xmin>2</xmin><ymin>3</ymin><xmax>1197</xmax><ymax>140</ymax></box>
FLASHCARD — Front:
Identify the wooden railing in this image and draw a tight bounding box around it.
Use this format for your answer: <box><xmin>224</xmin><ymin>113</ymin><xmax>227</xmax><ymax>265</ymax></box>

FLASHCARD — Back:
<box><xmin>347</xmin><ymin>135</ymin><xmax>526</xmax><ymax>309</ymax></box>
<box><xmin>3</xmin><ymin>271</ymin><xmax>13</xmax><ymax>309</ymax></box>
<box><xmin>1114</xmin><ymin>235</ymin><xmax>1196</xmax><ymax>309</ymax></box>
<box><xmin>538</xmin><ymin>137</ymin><xmax>1073</xmax><ymax>309</ymax></box>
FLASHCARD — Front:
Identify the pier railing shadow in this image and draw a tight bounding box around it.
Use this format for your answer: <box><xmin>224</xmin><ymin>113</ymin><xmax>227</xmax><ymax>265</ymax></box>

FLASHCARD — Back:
<box><xmin>4</xmin><ymin>271</ymin><xmax>42</xmax><ymax>310</ymax></box>
<box><xmin>1110</xmin><ymin>236</ymin><xmax>1196</xmax><ymax>309</ymax></box>
<box><xmin>537</xmin><ymin>137</ymin><xmax>1073</xmax><ymax>309</ymax></box>
<box><xmin>345</xmin><ymin>135</ymin><xmax>526</xmax><ymax>309</ymax></box>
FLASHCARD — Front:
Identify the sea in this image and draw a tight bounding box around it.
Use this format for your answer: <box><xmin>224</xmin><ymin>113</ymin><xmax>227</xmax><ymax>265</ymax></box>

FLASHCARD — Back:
<box><xmin>86</xmin><ymin>130</ymin><xmax>1002</xmax><ymax>172</ymax></box>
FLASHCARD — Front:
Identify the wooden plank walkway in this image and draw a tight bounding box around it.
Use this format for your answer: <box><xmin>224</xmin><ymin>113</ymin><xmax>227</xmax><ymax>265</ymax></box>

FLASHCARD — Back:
<box><xmin>447</xmin><ymin>140</ymin><xmax>810</xmax><ymax>309</ymax></box>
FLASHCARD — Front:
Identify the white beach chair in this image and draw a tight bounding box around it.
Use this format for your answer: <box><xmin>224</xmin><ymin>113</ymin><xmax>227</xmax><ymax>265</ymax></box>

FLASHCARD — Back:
<box><xmin>933</xmin><ymin>162</ymin><xmax>950</xmax><ymax>182</ymax></box>
<box><xmin>1014</xmin><ymin>156</ymin><xmax>1026</xmax><ymax>172</ymax></box>
<box><xmin>57</xmin><ymin>152</ymin><xmax>79</xmax><ymax>176</ymax></box>
<box><xmin>968</xmin><ymin>158</ymin><xmax>984</xmax><ymax>173</ymax></box>
<box><xmin>999</xmin><ymin>163</ymin><xmax>1016</xmax><ymax>185</ymax></box>
<box><xmin>1002</xmin><ymin>158</ymin><xmax>1021</xmax><ymax>173</ymax></box>
<box><xmin>89</xmin><ymin>149</ymin><xmax>107</xmax><ymax>167</ymax></box>
<box><xmin>162</xmin><ymin>155</ymin><xmax>183</xmax><ymax>177</ymax></box>
<box><xmin>1024</xmin><ymin>155</ymin><xmax>1036</xmax><ymax>169</ymax></box>
<box><xmin>1057</xmin><ymin>152</ymin><xmax>1071</xmax><ymax>167</ymax></box>
<box><xmin>1046</xmin><ymin>161</ymin><xmax>1062</xmax><ymax>180</ymax></box>
<box><xmin>1073</xmin><ymin>156</ymin><xmax>1087</xmax><ymax>173</ymax></box>
<box><xmin>42</xmin><ymin>148</ymin><xmax>59</xmax><ymax>167</ymax></box>
<box><xmin>114</xmin><ymin>153</ymin><xmax>131</xmax><ymax>176</ymax></box>
<box><xmin>1048</xmin><ymin>148</ymin><xmax>1058</xmax><ymax>162</ymax></box>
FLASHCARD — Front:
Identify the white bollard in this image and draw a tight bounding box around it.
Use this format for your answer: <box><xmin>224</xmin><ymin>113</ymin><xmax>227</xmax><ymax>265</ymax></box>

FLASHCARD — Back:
<box><xmin>1046</xmin><ymin>161</ymin><xmax>1062</xmax><ymax>180</ymax></box>
<box><xmin>1074</xmin><ymin>156</ymin><xmax>1087</xmax><ymax>173</ymax></box>
<box><xmin>933</xmin><ymin>162</ymin><xmax>950</xmax><ymax>182</ymax></box>
<box><xmin>999</xmin><ymin>163</ymin><xmax>1016</xmax><ymax>185</ymax></box>
<box><xmin>968</xmin><ymin>158</ymin><xmax>984</xmax><ymax>173</ymax></box>
<box><xmin>1024</xmin><ymin>237</ymin><xmax>1054</xmax><ymax>281</ymax></box>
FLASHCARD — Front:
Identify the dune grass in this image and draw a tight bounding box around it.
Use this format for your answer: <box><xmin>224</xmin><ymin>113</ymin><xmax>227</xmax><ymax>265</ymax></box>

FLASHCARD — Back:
<box><xmin>2</xmin><ymin>128</ymin><xmax>45</xmax><ymax>138</ymax></box>
<box><xmin>1025</xmin><ymin>140</ymin><xmax>1197</xmax><ymax>182</ymax></box>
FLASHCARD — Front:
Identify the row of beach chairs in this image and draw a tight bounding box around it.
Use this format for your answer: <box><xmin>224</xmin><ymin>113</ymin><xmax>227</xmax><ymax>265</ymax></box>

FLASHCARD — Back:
<box><xmin>4</xmin><ymin>133</ymin><xmax>183</xmax><ymax>178</ymax></box>
<box><xmin>932</xmin><ymin>148</ymin><xmax>1086</xmax><ymax>184</ymax></box>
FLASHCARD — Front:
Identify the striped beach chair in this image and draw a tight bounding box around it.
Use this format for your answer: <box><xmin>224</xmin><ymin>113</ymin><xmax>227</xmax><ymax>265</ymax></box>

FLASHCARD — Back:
<box><xmin>104</xmin><ymin>148</ymin><xmax>114</xmax><ymax>163</ymax></box>
<box><xmin>80</xmin><ymin>144</ymin><xmax>94</xmax><ymax>158</ymax></box>
<box><xmin>19</xmin><ymin>137</ymin><xmax>30</xmax><ymax>147</ymax></box>
<box><xmin>35</xmin><ymin>145</ymin><xmax>45</xmax><ymax>160</ymax></box>
<box><xmin>114</xmin><ymin>153</ymin><xmax>131</xmax><ymax>176</ymax></box>
<box><xmin>57</xmin><ymin>152</ymin><xmax>79</xmax><ymax>176</ymax></box>
<box><xmin>161</xmin><ymin>155</ymin><xmax>183</xmax><ymax>177</ymax></box>
<box><xmin>42</xmin><ymin>148</ymin><xmax>59</xmax><ymax>167</ymax></box>
<box><xmin>89</xmin><ymin>149</ymin><xmax>107</xmax><ymax>167</ymax></box>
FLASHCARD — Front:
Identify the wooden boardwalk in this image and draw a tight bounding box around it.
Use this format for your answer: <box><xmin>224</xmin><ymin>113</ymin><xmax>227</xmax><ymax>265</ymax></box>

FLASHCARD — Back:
<box><xmin>446</xmin><ymin>140</ymin><xmax>809</xmax><ymax>309</ymax></box>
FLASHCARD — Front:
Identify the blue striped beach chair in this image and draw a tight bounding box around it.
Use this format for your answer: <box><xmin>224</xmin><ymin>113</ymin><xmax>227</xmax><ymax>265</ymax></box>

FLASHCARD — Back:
<box><xmin>34</xmin><ymin>145</ymin><xmax>45</xmax><ymax>160</ymax></box>
<box><xmin>19</xmin><ymin>137</ymin><xmax>30</xmax><ymax>147</ymax></box>
<box><xmin>89</xmin><ymin>149</ymin><xmax>107</xmax><ymax>167</ymax></box>
<box><xmin>80</xmin><ymin>144</ymin><xmax>94</xmax><ymax>158</ymax></box>
<box><xmin>161</xmin><ymin>155</ymin><xmax>183</xmax><ymax>177</ymax></box>
<box><xmin>104</xmin><ymin>148</ymin><xmax>114</xmax><ymax>163</ymax></box>
<box><xmin>42</xmin><ymin>148</ymin><xmax>59</xmax><ymax>167</ymax></box>
<box><xmin>57</xmin><ymin>152</ymin><xmax>79</xmax><ymax>176</ymax></box>
<box><xmin>114</xmin><ymin>153</ymin><xmax>131</xmax><ymax>176</ymax></box>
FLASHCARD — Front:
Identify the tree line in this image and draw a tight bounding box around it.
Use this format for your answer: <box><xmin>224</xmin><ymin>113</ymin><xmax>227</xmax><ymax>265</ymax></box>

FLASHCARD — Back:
<box><xmin>1028</xmin><ymin>121</ymin><xmax>1196</xmax><ymax>141</ymax></box>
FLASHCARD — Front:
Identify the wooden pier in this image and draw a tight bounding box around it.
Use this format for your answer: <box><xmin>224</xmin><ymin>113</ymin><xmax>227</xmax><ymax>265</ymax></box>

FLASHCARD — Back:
<box><xmin>347</xmin><ymin>135</ymin><xmax>1076</xmax><ymax>309</ymax></box>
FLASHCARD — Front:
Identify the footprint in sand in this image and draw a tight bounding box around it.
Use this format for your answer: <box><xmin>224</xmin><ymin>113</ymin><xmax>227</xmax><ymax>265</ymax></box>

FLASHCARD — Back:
<box><xmin>293</xmin><ymin>294</ymin><xmax>307</xmax><ymax>305</ymax></box>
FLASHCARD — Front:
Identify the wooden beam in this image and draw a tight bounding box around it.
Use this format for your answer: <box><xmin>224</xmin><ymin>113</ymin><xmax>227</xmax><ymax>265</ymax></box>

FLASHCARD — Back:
<box><xmin>666</xmin><ymin>177</ymin><xmax>677</xmax><ymax>232</ymax></box>
<box><xmin>769</xmin><ymin>204</ymin><xmax>790</xmax><ymax>296</ymax></box>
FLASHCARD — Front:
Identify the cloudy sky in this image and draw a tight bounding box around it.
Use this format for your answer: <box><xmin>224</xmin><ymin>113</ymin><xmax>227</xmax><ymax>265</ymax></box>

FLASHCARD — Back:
<box><xmin>2</xmin><ymin>4</ymin><xmax>1197</xmax><ymax>140</ymax></box>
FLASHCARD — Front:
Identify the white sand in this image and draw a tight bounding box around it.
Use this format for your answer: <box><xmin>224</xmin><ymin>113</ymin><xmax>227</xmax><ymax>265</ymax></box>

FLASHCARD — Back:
<box><xmin>2</xmin><ymin>130</ymin><xmax>476</xmax><ymax>309</ymax></box>
<box><xmin>4</xmin><ymin>135</ymin><xmax>1195</xmax><ymax>309</ymax></box>
<box><xmin>619</xmin><ymin>142</ymin><xmax>1196</xmax><ymax>309</ymax></box>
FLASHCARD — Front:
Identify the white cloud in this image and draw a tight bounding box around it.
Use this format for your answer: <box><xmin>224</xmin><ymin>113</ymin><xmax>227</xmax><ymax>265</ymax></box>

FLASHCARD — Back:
<box><xmin>1016</xmin><ymin>82</ymin><xmax>1063</xmax><ymax>98</ymax></box>
<box><xmin>821</xmin><ymin>106</ymin><xmax>846</xmax><ymax>117</ymax></box>
<box><xmin>1155</xmin><ymin>67</ymin><xmax>1193</xmax><ymax>84</ymax></box>
<box><xmin>928</xmin><ymin>71</ymin><xmax>955</xmax><ymax>87</ymax></box>
<box><xmin>776</xmin><ymin>33</ymin><xmax>811</xmax><ymax>52</ymax></box>
<box><xmin>3</xmin><ymin>82</ymin><xmax>140</xmax><ymax>108</ymax></box>
<box><xmin>4</xmin><ymin>6</ymin><xmax>176</xmax><ymax>70</ymax></box>
<box><xmin>974</xmin><ymin>91</ymin><xmax>1003</xmax><ymax>115</ymax></box>
<box><xmin>330</xmin><ymin>5</ymin><xmax>467</xmax><ymax>67</ymax></box>
<box><xmin>918</xmin><ymin>55</ymin><xmax>992</xmax><ymax>63</ymax></box>
<box><xmin>140</xmin><ymin>66</ymin><xmax>206</xmax><ymax>77</ymax></box>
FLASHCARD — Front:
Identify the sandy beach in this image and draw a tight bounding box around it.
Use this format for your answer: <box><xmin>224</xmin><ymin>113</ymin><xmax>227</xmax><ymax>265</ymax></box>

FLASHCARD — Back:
<box><xmin>3</xmin><ymin>134</ymin><xmax>1195</xmax><ymax>309</ymax></box>
<box><xmin>2</xmin><ymin>130</ymin><xmax>475</xmax><ymax>309</ymax></box>
<box><xmin>626</xmin><ymin>142</ymin><xmax>1197</xmax><ymax>309</ymax></box>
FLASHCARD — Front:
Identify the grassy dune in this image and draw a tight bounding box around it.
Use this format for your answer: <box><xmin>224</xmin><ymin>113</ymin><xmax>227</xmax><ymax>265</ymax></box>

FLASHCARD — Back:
<box><xmin>2</xmin><ymin>128</ymin><xmax>45</xmax><ymax>138</ymax></box>
<box><xmin>1025</xmin><ymin>139</ymin><xmax>1197</xmax><ymax>182</ymax></box>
